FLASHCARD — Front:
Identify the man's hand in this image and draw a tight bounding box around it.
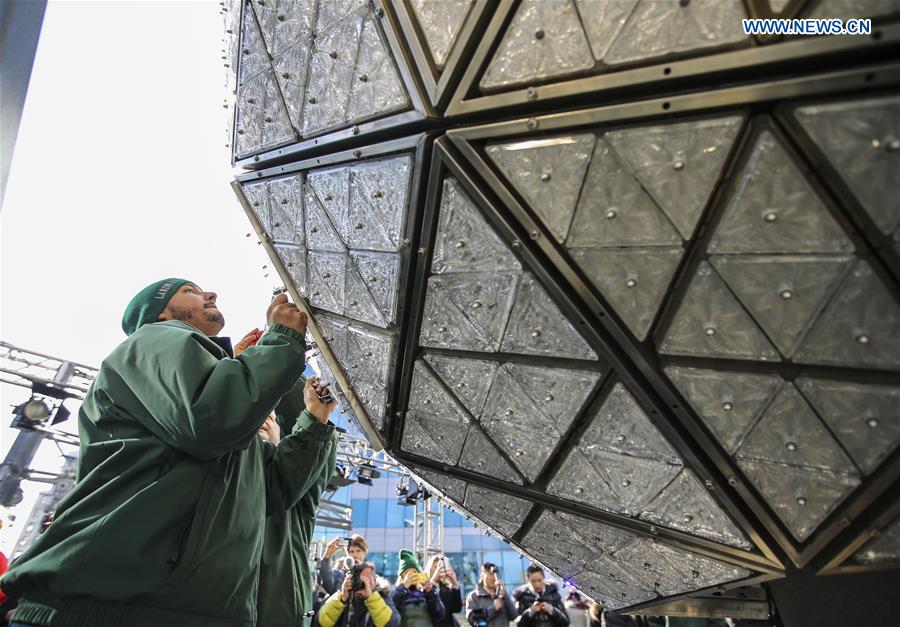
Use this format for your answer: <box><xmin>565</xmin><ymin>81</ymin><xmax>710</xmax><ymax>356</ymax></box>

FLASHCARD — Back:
<box><xmin>403</xmin><ymin>570</ymin><xmax>420</xmax><ymax>590</ymax></box>
<box><xmin>340</xmin><ymin>574</ymin><xmax>353</xmax><ymax>603</ymax></box>
<box><xmin>258</xmin><ymin>414</ymin><xmax>281</xmax><ymax>444</ymax></box>
<box><xmin>530</xmin><ymin>602</ymin><xmax>543</xmax><ymax>614</ymax></box>
<box><xmin>267</xmin><ymin>293</ymin><xmax>308</xmax><ymax>335</ymax></box>
<box><xmin>539</xmin><ymin>602</ymin><xmax>552</xmax><ymax>614</ymax></box>
<box><xmin>325</xmin><ymin>536</ymin><xmax>343</xmax><ymax>558</ymax></box>
<box><xmin>304</xmin><ymin>377</ymin><xmax>335</xmax><ymax>424</ymax></box>
<box><xmin>234</xmin><ymin>328</ymin><xmax>262</xmax><ymax>356</ymax></box>
<box><xmin>357</xmin><ymin>573</ymin><xmax>374</xmax><ymax>600</ymax></box>
<box><xmin>494</xmin><ymin>599</ymin><xmax>504</xmax><ymax>610</ymax></box>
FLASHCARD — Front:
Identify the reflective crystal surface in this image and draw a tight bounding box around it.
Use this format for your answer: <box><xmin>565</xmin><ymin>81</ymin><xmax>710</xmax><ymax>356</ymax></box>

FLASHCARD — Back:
<box><xmin>315</xmin><ymin>313</ymin><xmax>349</xmax><ymax>364</ymax></box>
<box><xmin>570</xmin><ymin>247</ymin><xmax>683</xmax><ymax>341</ymax></box>
<box><xmin>266</xmin><ymin>175</ymin><xmax>305</xmax><ymax>245</ymax></box>
<box><xmin>463</xmin><ymin>485</ymin><xmax>533</xmax><ymax>537</ymax></box>
<box><xmin>349</xmin><ymin>155</ymin><xmax>412</xmax><ymax>252</ymax></box>
<box><xmin>272</xmin><ymin>39</ymin><xmax>312</xmax><ymax>130</ymax></box>
<box><xmin>604</xmin><ymin>0</ymin><xmax>747</xmax><ymax>65</ymax></box>
<box><xmin>274</xmin><ymin>245</ymin><xmax>308</xmax><ymax>295</ymax></box>
<box><xmin>410</xmin><ymin>0</ymin><xmax>474</xmax><ymax>68</ymax></box>
<box><xmin>659</xmin><ymin>262</ymin><xmax>780</xmax><ymax>361</ymax></box>
<box><xmin>431</xmin><ymin>178</ymin><xmax>521</xmax><ymax>274</ymax></box>
<box><xmin>301</xmin><ymin>16</ymin><xmax>363</xmax><ymax>135</ymax></box>
<box><xmin>640</xmin><ymin>468</ymin><xmax>751</xmax><ymax>549</ymax></box>
<box><xmin>307</xmin><ymin>165</ymin><xmax>352</xmax><ymax>246</ymax></box>
<box><xmin>568</xmin><ymin>138</ymin><xmax>681</xmax><ymax>248</ymax></box>
<box><xmin>664</xmin><ymin>366</ymin><xmax>783</xmax><ymax>454</ymax></box>
<box><xmin>424</xmin><ymin>353</ymin><xmax>499</xmax><ymax>417</ymax></box>
<box><xmin>480</xmin><ymin>0</ymin><xmax>594</xmax><ymax>90</ymax></box>
<box><xmin>795</xmin><ymin>260</ymin><xmax>900</xmax><ymax>369</ymax></box>
<box><xmin>410</xmin><ymin>466</ymin><xmax>467</xmax><ymax>503</ymax></box>
<box><xmin>305</xmin><ymin>184</ymin><xmax>347</xmax><ymax>252</ymax></box>
<box><xmin>501</xmin><ymin>273</ymin><xmax>598</xmax><ymax>360</ymax></box>
<box><xmin>347</xmin><ymin>16</ymin><xmax>408</xmax><ymax>122</ymax></box>
<box><xmin>403</xmin><ymin>360</ymin><xmax>471</xmax><ymax>464</ymax></box>
<box><xmin>737</xmin><ymin>459</ymin><xmax>860</xmax><ymax>542</ymax></box>
<box><xmin>794</xmin><ymin>95</ymin><xmax>900</xmax><ymax>235</ymax></box>
<box><xmin>712</xmin><ymin>255</ymin><xmax>853</xmax><ymax>358</ymax></box>
<box><xmin>348</xmin><ymin>251</ymin><xmax>401</xmax><ymax>327</ymax></box>
<box><xmin>345</xmin><ymin>325</ymin><xmax>393</xmax><ymax>428</ymax></box>
<box><xmin>252</xmin><ymin>0</ymin><xmax>316</xmax><ymax>58</ymax></box>
<box><xmin>708</xmin><ymin>130</ymin><xmax>853</xmax><ymax>254</ymax></box>
<box><xmin>854</xmin><ymin>516</ymin><xmax>900</xmax><ymax>565</ymax></box>
<box><xmin>796</xmin><ymin>378</ymin><xmax>900</xmax><ymax>476</ymax></box>
<box><xmin>307</xmin><ymin>251</ymin><xmax>346</xmax><ymax>315</ymax></box>
<box><xmin>574</xmin><ymin>0</ymin><xmax>638</xmax><ymax>61</ymax></box>
<box><xmin>486</xmin><ymin>134</ymin><xmax>595</xmax><ymax>243</ymax></box>
<box><xmin>606</xmin><ymin>116</ymin><xmax>743</xmax><ymax>240</ymax></box>
<box><xmin>810</xmin><ymin>0</ymin><xmax>900</xmax><ymax>20</ymax></box>
<box><xmin>458</xmin><ymin>426</ymin><xmax>524</xmax><ymax>484</ymax></box>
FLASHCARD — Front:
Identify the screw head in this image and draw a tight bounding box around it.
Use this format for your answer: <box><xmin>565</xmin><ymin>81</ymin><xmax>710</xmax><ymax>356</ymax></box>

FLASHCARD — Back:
<box><xmin>722</xmin><ymin>401</ymin><xmax>734</xmax><ymax>411</ymax></box>
<box><xmin>705</xmin><ymin>326</ymin><xmax>717</xmax><ymax>336</ymax></box>
<box><xmin>796</xmin><ymin>496</ymin><xmax>808</xmax><ymax>506</ymax></box>
<box><xmin>672</xmin><ymin>160</ymin><xmax>685</xmax><ymax>171</ymax></box>
<box><xmin>534</xmin><ymin>28</ymin><xmax>545</xmax><ymax>40</ymax></box>
<box><xmin>329</xmin><ymin>50</ymin><xmax>338</xmax><ymax>59</ymax></box>
<box><xmin>359</xmin><ymin>73</ymin><xmax>368</xmax><ymax>82</ymax></box>
<box><xmin>625</xmin><ymin>278</ymin><xmax>637</xmax><ymax>288</ymax></box>
<box><xmin>455</xmin><ymin>239</ymin><xmax>466</xmax><ymax>249</ymax></box>
<box><xmin>531</xmin><ymin>328</ymin><xmax>542</xmax><ymax>338</ymax></box>
<box><xmin>606</xmin><ymin>209</ymin><xmax>617</xmax><ymax>220</ymax></box>
<box><xmin>856</xmin><ymin>334</ymin><xmax>870</xmax><ymax>344</ymax></box>
<box><xmin>307</xmin><ymin>96</ymin><xmax>317</xmax><ymax>104</ymax></box>
<box><xmin>780</xmin><ymin>289</ymin><xmax>793</xmax><ymax>299</ymax></box>
<box><xmin>867</xmin><ymin>418</ymin><xmax>879</xmax><ymax>428</ymax></box>
<box><xmin>786</xmin><ymin>441</ymin><xmax>797</xmax><ymax>451</ymax></box>
<box><xmin>540</xmin><ymin>172</ymin><xmax>552</xmax><ymax>182</ymax></box>
<box><xmin>764</xmin><ymin>212</ymin><xmax>778</xmax><ymax>223</ymax></box>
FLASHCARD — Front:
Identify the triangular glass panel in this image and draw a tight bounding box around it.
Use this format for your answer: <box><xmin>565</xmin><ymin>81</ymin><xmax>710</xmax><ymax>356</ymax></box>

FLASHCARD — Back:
<box><xmin>795</xmin><ymin>260</ymin><xmax>900</xmax><ymax>369</ymax></box>
<box><xmin>604</xmin><ymin>0</ymin><xmax>747</xmax><ymax>65</ymax></box>
<box><xmin>574</xmin><ymin>0</ymin><xmax>638</xmax><ymax>61</ymax></box>
<box><xmin>410</xmin><ymin>0</ymin><xmax>474</xmax><ymax>68</ymax></box>
<box><xmin>463</xmin><ymin>484</ymin><xmax>533</xmax><ymax>537</ymax></box>
<box><xmin>347</xmin><ymin>15</ymin><xmax>409</xmax><ymax>123</ymax></box>
<box><xmin>272</xmin><ymin>39</ymin><xmax>312</xmax><ymax>130</ymax></box>
<box><xmin>504</xmin><ymin>363</ymin><xmax>601</xmax><ymax>435</ymax></box>
<box><xmin>737</xmin><ymin>458</ymin><xmax>860</xmax><ymax>542</ymax></box>
<box><xmin>605</xmin><ymin>116</ymin><xmax>743</xmax><ymax>240</ymax></box>
<box><xmin>458</xmin><ymin>426</ymin><xmax>524</xmax><ymax>484</ymax></box>
<box><xmin>315</xmin><ymin>0</ymin><xmax>368</xmax><ymax>34</ymax></box>
<box><xmin>274</xmin><ymin>245</ymin><xmax>307</xmax><ymax>296</ymax></box>
<box><xmin>349</xmin><ymin>251</ymin><xmax>401</xmax><ymax>326</ymax></box>
<box><xmin>522</xmin><ymin>511</ymin><xmax>592</xmax><ymax>577</ymax></box>
<box><xmin>501</xmin><ymin>272</ymin><xmax>598</xmax><ymax>360</ymax></box>
<box><xmin>304</xmin><ymin>184</ymin><xmax>346</xmax><ymax>252</ymax></box>
<box><xmin>431</xmin><ymin>177</ymin><xmax>521</xmax><ymax>274</ymax></box>
<box><xmin>712</xmin><ymin>254</ymin><xmax>853</xmax><ymax>357</ymax></box>
<box><xmin>344</xmin><ymin>325</ymin><xmax>393</xmax><ymax>428</ymax></box>
<box><xmin>737</xmin><ymin>385</ymin><xmax>858</xmax><ymax>475</ymax></box>
<box><xmin>479</xmin><ymin>0</ymin><xmax>594</xmax><ymax>90</ymax></box>
<box><xmin>307</xmin><ymin>165</ymin><xmax>351</xmax><ymax>246</ymax></box>
<box><xmin>854</xmin><ymin>516</ymin><xmax>900</xmax><ymax>565</ymax></box>
<box><xmin>315</xmin><ymin>313</ymin><xmax>349</xmax><ymax>363</ymax></box>
<box><xmin>243</xmin><ymin>180</ymin><xmax>271</xmax><ymax>234</ymax></box>
<box><xmin>307</xmin><ymin>251</ymin><xmax>346</xmax><ymax>315</ymax></box>
<box><xmin>664</xmin><ymin>366</ymin><xmax>783</xmax><ymax>454</ymax></box>
<box><xmin>424</xmin><ymin>353</ymin><xmax>499</xmax><ymax>417</ymax></box>
<box><xmin>301</xmin><ymin>15</ymin><xmax>363</xmax><ymax>135</ymax></box>
<box><xmin>659</xmin><ymin>261</ymin><xmax>780</xmax><ymax>361</ymax></box>
<box><xmin>570</xmin><ymin>247</ymin><xmax>683</xmax><ymax>341</ymax></box>
<box><xmin>794</xmin><ymin>95</ymin><xmax>900</xmax><ymax>235</ymax></box>
<box><xmin>639</xmin><ymin>468</ymin><xmax>751</xmax><ymax>549</ymax></box>
<box><xmin>796</xmin><ymin>378</ymin><xmax>900</xmax><ymax>476</ymax></box>
<box><xmin>253</xmin><ymin>0</ymin><xmax>316</xmax><ymax>58</ymax></box>
<box><xmin>349</xmin><ymin>154</ymin><xmax>412</xmax><ymax>252</ymax></box>
<box><xmin>266</xmin><ymin>175</ymin><xmax>304</xmax><ymax>245</ymax></box>
<box><xmin>344</xmin><ymin>259</ymin><xmax>388</xmax><ymax>327</ymax></box>
<box><xmin>420</xmin><ymin>272</ymin><xmax>520</xmax><ymax>352</ymax></box>
<box><xmin>239</xmin><ymin>5</ymin><xmax>270</xmax><ymax>85</ymax></box>
<box><xmin>585</xmin><ymin>449</ymin><xmax>684</xmax><ymax>516</ymax></box>
<box><xmin>708</xmin><ymin>130</ymin><xmax>853</xmax><ymax>254</ymax></box>
<box><xmin>404</xmin><ymin>360</ymin><xmax>471</xmax><ymax>463</ymax></box>
<box><xmin>485</xmin><ymin>133</ymin><xmax>595</xmax><ymax>243</ymax></box>
<box><xmin>259</xmin><ymin>68</ymin><xmax>297</xmax><ymax>149</ymax></box>
<box><xmin>568</xmin><ymin>137</ymin><xmax>682</xmax><ymax>248</ymax></box>
<box><xmin>410</xmin><ymin>466</ymin><xmax>467</xmax><ymax>503</ymax></box>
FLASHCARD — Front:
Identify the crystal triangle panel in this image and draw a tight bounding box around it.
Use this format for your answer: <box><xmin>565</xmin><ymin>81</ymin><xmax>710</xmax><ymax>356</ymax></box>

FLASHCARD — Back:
<box><xmin>344</xmin><ymin>258</ymin><xmax>389</xmax><ymax>327</ymax></box>
<box><xmin>274</xmin><ymin>245</ymin><xmax>307</xmax><ymax>296</ymax></box>
<box><xmin>504</xmin><ymin>363</ymin><xmax>601</xmax><ymax>435</ymax></box>
<box><xmin>605</xmin><ymin>116</ymin><xmax>743</xmax><ymax>240</ymax></box>
<box><xmin>302</xmin><ymin>16</ymin><xmax>362</xmax><ymax>135</ymax></box>
<box><xmin>410</xmin><ymin>0</ymin><xmax>474</xmax><ymax>68</ymax></box>
<box><xmin>252</xmin><ymin>0</ymin><xmax>316</xmax><ymax>58</ymax></box>
<box><xmin>854</xmin><ymin>516</ymin><xmax>900</xmax><ymax>565</ymax></box>
<box><xmin>307</xmin><ymin>165</ymin><xmax>352</xmax><ymax>247</ymax></box>
<box><xmin>344</xmin><ymin>325</ymin><xmax>393</xmax><ymax>428</ymax></box>
<box><xmin>349</xmin><ymin>154</ymin><xmax>412</xmax><ymax>252</ymax></box>
<box><xmin>424</xmin><ymin>353</ymin><xmax>500</xmax><ymax>417</ymax></box>
<box><xmin>304</xmin><ymin>184</ymin><xmax>346</xmax><ymax>252</ymax></box>
<box><xmin>266</xmin><ymin>175</ymin><xmax>305</xmax><ymax>246</ymax></box>
<box><xmin>348</xmin><ymin>251</ymin><xmax>401</xmax><ymax>326</ymax></box>
<box><xmin>485</xmin><ymin>133</ymin><xmax>595</xmax><ymax>243</ymax></box>
<box><xmin>570</xmin><ymin>247</ymin><xmax>683</xmax><ymax>341</ymax></box>
<box><xmin>272</xmin><ymin>39</ymin><xmax>313</xmax><ymax>130</ymax></box>
<box><xmin>403</xmin><ymin>360</ymin><xmax>471</xmax><ymax>463</ymax></box>
<box><xmin>574</xmin><ymin>0</ymin><xmax>638</xmax><ymax>61</ymax></box>
<box><xmin>239</xmin><ymin>4</ymin><xmax>270</xmax><ymax>85</ymax></box>
<box><xmin>463</xmin><ymin>484</ymin><xmax>533</xmax><ymax>537</ymax></box>
<box><xmin>315</xmin><ymin>0</ymin><xmax>368</xmax><ymax>34</ymax></box>
<box><xmin>708</xmin><ymin>130</ymin><xmax>853</xmax><ymax>254</ymax></box>
<box><xmin>794</xmin><ymin>96</ymin><xmax>900</xmax><ymax>234</ymax></box>
<box><xmin>795</xmin><ymin>260</ymin><xmax>900</xmax><ymax>369</ymax></box>
<box><xmin>479</xmin><ymin>0</ymin><xmax>594</xmax><ymax>90</ymax></box>
<box><xmin>712</xmin><ymin>255</ymin><xmax>853</xmax><ymax>357</ymax></box>
<box><xmin>659</xmin><ymin>261</ymin><xmax>780</xmax><ymax>361</ymax></box>
<box><xmin>796</xmin><ymin>378</ymin><xmax>900</xmax><ymax>476</ymax></box>
<box><xmin>307</xmin><ymin>251</ymin><xmax>346</xmax><ymax>315</ymax></box>
<box><xmin>458</xmin><ymin>426</ymin><xmax>524</xmax><ymax>484</ymax></box>
<box><xmin>664</xmin><ymin>366</ymin><xmax>783</xmax><ymax>454</ymax></box>
<box><xmin>347</xmin><ymin>15</ymin><xmax>409</xmax><ymax>122</ymax></box>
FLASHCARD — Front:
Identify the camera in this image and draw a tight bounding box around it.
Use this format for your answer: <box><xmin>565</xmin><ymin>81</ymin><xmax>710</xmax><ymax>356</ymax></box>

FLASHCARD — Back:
<box><xmin>342</xmin><ymin>556</ymin><xmax>366</xmax><ymax>591</ymax></box>
<box><xmin>469</xmin><ymin>608</ymin><xmax>491</xmax><ymax>627</ymax></box>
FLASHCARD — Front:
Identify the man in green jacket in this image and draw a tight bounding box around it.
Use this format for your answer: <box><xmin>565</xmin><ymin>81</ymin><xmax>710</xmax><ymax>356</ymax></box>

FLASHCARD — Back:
<box><xmin>1</xmin><ymin>278</ymin><xmax>335</xmax><ymax>627</ymax></box>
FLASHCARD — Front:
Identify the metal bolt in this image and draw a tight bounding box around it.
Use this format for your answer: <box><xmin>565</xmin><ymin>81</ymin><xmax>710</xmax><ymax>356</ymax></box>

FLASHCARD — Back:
<box><xmin>264</xmin><ymin>116</ymin><xmax>272</xmax><ymax>122</ymax></box>
<box><xmin>606</xmin><ymin>209</ymin><xmax>617</xmax><ymax>220</ymax></box>
<box><xmin>439</xmin><ymin>325</ymin><xmax>448</xmax><ymax>333</ymax></box>
<box><xmin>856</xmin><ymin>334</ymin><xmax>870</xmax><ymax>344</ymax></box>
<box><xmin>351</xmin><ymin>126</ymin><xmax>360</xmax><ymax>135</ymax></box>
<box><xmin>796</xmin><ymin>496</ymin><xmax>808</xmax><ymax>506</ymax></box>
<box><xmin>764</xmin><ymin>212</ymin><xmax>778</xmax><ymax>223</ymax></box>
<box><xmin>867</xmin><ymin>418</ymin><xmax>879</xmax><ymax>428</ymax></box>
<box><xmin>722</xmin><ymin>401</ymin><xmax>734</xmax><ymax>411</ymax></box>
<box><xmin>673</xmin><ymin>160</ymin><xmax>685</xmax><ymax>171</ymax></box>
<box><xmin>359</xmin><ymin>73</ymin><xmax>368</xmax><ymax>82</ymax></box>
<box><xmin>370</xmin><ymin>276</ymin><xmax>378</xmax><ymax>283</ymax></box>
<box><xmin>622</xmin><ymin>479</ymin><xmax>631</xmax><ymax>487</ymax></box>
<box><xmin>534</xmin><ymin>28</ymin><xmax>545</xmax><ymax>40</ymax></box>
<box><xmin>526</xmin><ymin>117</ymin><xmax>538</xmax><ymax>129</ymax></box>
<box><xmin>545</xmin><ymin>393</ymin><xmax>554</xmax><ymax>402</ymax></box>
<box><xmin>780</xmin><ymin>289</ymin><xmax>793</xmax><ymax>300</ymax></box>
<box><xmin>282</xmin><ymin>72</ymin><xmax>290</xmax><ymax>79</ymax></box>
<box><xmin>277</xmin><ymin>14</ymin><xmax>285</xmax><ymax>21</ymax></box>
<box><xmin>625</xmin><ymin>278</ymin><xmax>637</xmax><ymax>288</ymax></box>
<box><xmin>323</xmin><ymin>272</ymin><xmax>331</xmax><ymax>278</ymax></box>
<box><xmin>786</xmin><ymin>442</ymin><xmax>797</xmax><ymax>451</ymax></box>
<box><xmin>617</xmin><ymin>434</ymin><xmax>627</xmax><ymax>442</ymax></box>
<box><xmin>471</xmin><ymin>301</ymin><xmax>482</xmax><ymax>309</ymax></box>
<box><xmin>329</xmin><ymin>50</ymin><xmax>338</xmax><ymax>59</ymax></box>
<box><xmin>526</xmin><ymin>87</ymin><xmax>538</xmax><ymax>101</ymax></box>
<box><xmin>418</xmin><ymin>247</ymin><xmax>426</xmax><ymax>255</ymax></box>
<box><xmin>512</xmin><ymin>240</ymin><xmax>522</xmax><ymax>248</ymax></box>
<box><xmin>353</xmin><ymin>149</ymin><xmax>362</xmax><ymax>157</ymax></box>
<box><xmin>505</xmin><ymin>408</ymin><xmax>514</xmax><ymax>416</ymax></box>
<box><xmin>403</xmin><ymin>239</ymin><xmax>411</xmax><ymax>248</ymax></box>
<box><xmin>372</xmin><ymin>190</ymin><xmax>384</xmax><ymax>198</ymax></box>
<box><xmin>355</xmin><ymin>222</ymin><xmax>364</xmax><ymax>229</ymax></box>
<box><xmin>704</xmin><ymin>480</ymin><xmax>715</xmax><ymax>489</ymax></box>
<box><xmin>307</xmin><ymin>96</ymin><xmax>317</xmax><ymax>104</ymax></box>
<box><xmin>683</xmin><ymin>514</ymin><xmax>693</xmax><ymax>523</ymax></box>
<box><xmin>705</xmin><ymin>326</ymin><xmax>716</xmax><ymax>336</ymax></box>
<box><xmin>530</xmin><ymin>229</ymin><xmax>540</xmax><ymax>240</ymax></box>
<box><xmin>310</xmin><ymin>227</ymin><xmax>318</xmax><ymax>233</ymax></box>
<box><xmin>540</xmin><ymin>172</ymin><xmax>552</xmax><ymax>182</ymax></box>
<box><xmin>727</xmin><ymin>476</ymin><xmax>737</xmax><ymax>486</ymax></box>
<box><xmin>576</xmin><ymin>486</ymin><xmax>584</xmax><ymax>494</ymax></box>
<box><xmin>324</xmin><ymin>193</ymin><xmax>332</xmax><ymax>200</ymax></box>
<box><xmin>455</xmin><ymin>240</ymin><xmax>466</xmax><ymax>249</ymax></box>
<box><xmin>531</xmin><ymin>328</ymin><xmax>542</xmax><ymax>338</ymax></box>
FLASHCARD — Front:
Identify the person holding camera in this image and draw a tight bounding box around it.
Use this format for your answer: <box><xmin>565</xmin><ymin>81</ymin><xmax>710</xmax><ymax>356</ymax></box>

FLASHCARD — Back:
<box><xmin>513</xmin><ymin>564</ymin><xmax>570</xmax><ymax>627</ymax></box>
<box><xmin>320</xmin><ymin>535</ymin><xmax>370</xmax><ymax>594</ymax></box>
<box><xmin>318</xmin><ymin>562</ymin><xmax>399</xmax><ymax>627</ymax></box>
<box><xmin>392</xmin><ymin>550</ymin><xmax>446</xmax><ymax>627</ymax></box>
<box><xmin>466</xmin><ymin>563</ymin><xmax>517</xmax><ymax>627</ymax></box>
<box><xmin>425</xmin><ymin>554</ymin><xmax>463</xmax><ymax>627</ymax></box>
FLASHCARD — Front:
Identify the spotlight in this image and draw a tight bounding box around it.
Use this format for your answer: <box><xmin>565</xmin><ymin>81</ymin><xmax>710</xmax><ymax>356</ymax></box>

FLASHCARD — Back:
<box><xmin>357</xmin><ymin>464</ymin><xmax>381</xmax><ymax>481</ymax></box>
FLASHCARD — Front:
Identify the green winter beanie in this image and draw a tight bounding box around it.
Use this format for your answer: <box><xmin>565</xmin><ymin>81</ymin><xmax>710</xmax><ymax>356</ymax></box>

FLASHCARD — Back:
<box><xmin>399</xmin><ymin>549</ymin><xmax>422</xmax><ymax>575</ymax></box>
<box><xmin>122</xmin><ymin>278</ymin><xmax>192</xmax><ymax>336</ymax></box>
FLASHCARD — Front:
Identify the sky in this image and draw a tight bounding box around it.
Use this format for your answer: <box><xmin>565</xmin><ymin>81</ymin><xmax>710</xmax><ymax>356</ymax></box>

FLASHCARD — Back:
<box><xmin>0</xmin><ymin>1</ymin><xmax>277</xmax><ymax>554</ymax></box>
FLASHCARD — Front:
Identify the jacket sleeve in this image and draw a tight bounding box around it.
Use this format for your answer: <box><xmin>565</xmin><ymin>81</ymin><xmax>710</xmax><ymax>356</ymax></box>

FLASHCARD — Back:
<box><xmin>274</xmin><ymin>375</ymin><xmax>307</xmax><ymax>433</ymax></box>
<box><xmin>263</xmin><ymin>412</ymin><xmax>335</xmax><ymax>514</ymax></box>
<box><xmin>318</xmin><ymin>592</ymin><xmax>347</xmax><ymax>627</ymax></box>
<box><xmin>366</xmin><ymin>591</ymin><xmax>400</xmax><ymax>627</ymax></box>
<box><xmin>548</xmin><ymin>597</ymin><xmax>569</xmax><ymax>627</ymax></box>
<box><xmin>465</xmin><ymin>591</ymin><xmax>481</xmax><ymax>625</ymax></box>
<box><xmin>426</xmin><ymin>586</ymin><xmax>446</xmax><ymax>622</ymax></box>
<box><xmin>503</xmin><ymin>592</ymin><xmax>518</xmax><ymax>621</ymax></box>
<box><xmin>442</xmin><ymin>585</ymin><xmax>463</xmax><ymax>614</ymax></box>
<box><xmin>116</xmin><ymin>322</ymin><xmax>306</xmax><ymax>460</ymax></box>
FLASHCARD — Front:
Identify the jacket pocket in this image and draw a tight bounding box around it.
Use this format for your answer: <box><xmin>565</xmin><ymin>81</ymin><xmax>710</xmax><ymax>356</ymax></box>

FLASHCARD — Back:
<box><xmin>167</xmin><ymin>471</ymin><xmax>213</xmax><ymax>586</ymax></box>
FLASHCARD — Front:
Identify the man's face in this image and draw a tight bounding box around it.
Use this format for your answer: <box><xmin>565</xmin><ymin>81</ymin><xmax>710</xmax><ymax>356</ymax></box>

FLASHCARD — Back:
<box><xmin>528</xmin><ymin>571</ymin><xmax>545</xmax><ymax>593</ymax></box>
<box><xmin>484</xmin><ymin>569</ymin><xmax>497</xmax><ymax>588</ymax></box>
<box><xmin>158</xmin><ymin>283</ymin><xmax>225</xmax><ymax>336</ymax></box>
<box><xmin>348</xmin><ymin>544</ymin><xmax>366</xmax><ymax>564</ymax></box>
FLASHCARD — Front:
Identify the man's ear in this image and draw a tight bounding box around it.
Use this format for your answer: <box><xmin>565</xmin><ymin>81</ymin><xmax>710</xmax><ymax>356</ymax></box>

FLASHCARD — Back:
<box><xmin>158</xmin><ymin>308</ymin><xmax>171</xmax><ymax>321</ymax></box>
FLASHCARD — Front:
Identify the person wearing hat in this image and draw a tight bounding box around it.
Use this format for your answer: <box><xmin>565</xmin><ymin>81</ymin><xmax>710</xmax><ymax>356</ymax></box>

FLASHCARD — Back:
<box><xmin>0</xmin><ymin>279</ymin><xmax>336</xmax><ymax>627</ymax></box>
<box><xmin>392</xmin><ymin>550</ymin><xmax>446</xmax><ymax>627</ymax></box>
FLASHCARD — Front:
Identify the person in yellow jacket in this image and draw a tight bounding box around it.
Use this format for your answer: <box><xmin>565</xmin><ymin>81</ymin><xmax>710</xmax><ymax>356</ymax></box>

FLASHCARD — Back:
<box><xmin>318</xmin><ymin>562</ymin><xmax>400</xmax><ymax>627</ymax></box>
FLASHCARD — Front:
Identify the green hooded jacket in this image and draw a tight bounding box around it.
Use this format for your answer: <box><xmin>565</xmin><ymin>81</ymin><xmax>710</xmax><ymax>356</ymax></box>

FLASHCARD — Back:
<box><xmin>1</xmin><ymin>320</ymin><xmax>333</xmax><ymax>627</ymax></box>
<box><xmin>257</xmin><ymin>378</ymin><xmax>338</xmax><ymax>627</ymax></box>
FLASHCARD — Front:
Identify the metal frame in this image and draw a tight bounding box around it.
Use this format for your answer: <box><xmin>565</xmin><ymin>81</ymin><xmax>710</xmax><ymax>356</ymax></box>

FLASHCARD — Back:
<box><xmin>445</xmin><ymin>62</ymin><xmax>900</xmax><ymax>569</ymax></box>
<box><xmin>231</xmin><ymin>0</ymin><xmax>435</xmax><ymax>170</ymax></box>
<box><xmin>232</xmin><ymin>132</ymin><xmax>435</xmax><ymax>449</ymax></box>
<box><xmin>389</xmin><ymin>137</ymin><xmax>786</xmax><ymax>578</ymax></box>
<box><xmin>386</xmin><ymin>0</ymin><xmax>496</xmax><ymax>111</ymax></box>
<box><xmin>444</xmin><ymin>0</ymin><xmax>900</xmax><ymax>118</ymax></box>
